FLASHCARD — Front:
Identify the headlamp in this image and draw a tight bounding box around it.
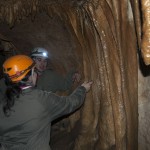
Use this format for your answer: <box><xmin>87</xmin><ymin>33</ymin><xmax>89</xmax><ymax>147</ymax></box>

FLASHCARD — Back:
<box><xmin>42</xmin><ymin>52</ymin><xmax>48</xmax><ymax>57</ymax></box>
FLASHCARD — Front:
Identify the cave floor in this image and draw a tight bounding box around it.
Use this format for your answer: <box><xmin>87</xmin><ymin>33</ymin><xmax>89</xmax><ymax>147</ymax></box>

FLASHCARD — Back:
<box><xmin>50</xmin><ymin>127</ymin><xmax>74</xmax><ymax>150</ymax></box>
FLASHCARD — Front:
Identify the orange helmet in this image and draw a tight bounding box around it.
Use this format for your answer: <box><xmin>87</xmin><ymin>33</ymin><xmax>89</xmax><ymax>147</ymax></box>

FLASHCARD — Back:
<box><xmin>3</xmin><ymin>55</ymin><xmax>35</xmax><ymax>82</ymax></box>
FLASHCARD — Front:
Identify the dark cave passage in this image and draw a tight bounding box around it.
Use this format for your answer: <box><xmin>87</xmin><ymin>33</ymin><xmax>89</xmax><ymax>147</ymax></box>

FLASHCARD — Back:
<box><xmin>0</xmin><ymin>12</ymin><xmax>81</xmax><ymax>75</ymax></box>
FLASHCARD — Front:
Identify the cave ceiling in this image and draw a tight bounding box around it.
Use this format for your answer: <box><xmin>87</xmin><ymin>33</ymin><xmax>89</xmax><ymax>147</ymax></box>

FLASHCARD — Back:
<box><xmin>0</xmin><ymin>0</ymin><xmax>90</xmax><ymax>26</ymax></box>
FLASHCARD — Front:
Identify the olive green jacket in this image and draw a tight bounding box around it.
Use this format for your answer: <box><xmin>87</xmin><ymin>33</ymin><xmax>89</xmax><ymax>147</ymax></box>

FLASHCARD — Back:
<box><xmin>0</xmin><ymin>86</ymin><xmax>86</xmax><ymax>150</ymax></box>
<box><xmin>36</xmin><ymin>69</ymin><xmax>75</xmax><ymax>92</ymax></box>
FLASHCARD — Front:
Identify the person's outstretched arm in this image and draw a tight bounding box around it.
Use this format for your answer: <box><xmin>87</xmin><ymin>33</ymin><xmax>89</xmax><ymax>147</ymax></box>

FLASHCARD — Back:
<box><xmin>39</xmin><ymin>81</ymin><xmax>93</xmax><ymax>121</ymax></box>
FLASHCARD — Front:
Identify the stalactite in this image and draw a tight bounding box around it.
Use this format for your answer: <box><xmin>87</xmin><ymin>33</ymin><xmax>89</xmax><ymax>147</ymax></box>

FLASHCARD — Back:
<box><xmin>130</xmin><ymin>0</ymin><xmax>141</xmax><ymax>48</ymax></box>
<box><xmin>141</xmin><ymin>0</ymin><xmax>150</xmax><ymax>65</ymax></box>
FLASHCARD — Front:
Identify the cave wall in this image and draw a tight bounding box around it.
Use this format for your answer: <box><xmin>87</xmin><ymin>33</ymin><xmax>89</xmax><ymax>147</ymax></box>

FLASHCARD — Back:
<box><xmin>0</xmin><ymin>13</ymin><xmax>80</xmax><ymax>75</ymax></box>
<box><xmin>0</xmin><ymin>0</ymin><xmax>145</xmax><ymax>149</ymax></box>
<box><xmin>66</xmin><ymin>1</ymin><xmax>138</xmax><ymax>149</ymax></box>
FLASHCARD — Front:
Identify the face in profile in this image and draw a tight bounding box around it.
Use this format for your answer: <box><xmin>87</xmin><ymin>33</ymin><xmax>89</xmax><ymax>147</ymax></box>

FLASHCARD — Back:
<box><xmin>34</xmin><ymin>57</ymin><xmax>48</xmax><ymax>72</ymax></box>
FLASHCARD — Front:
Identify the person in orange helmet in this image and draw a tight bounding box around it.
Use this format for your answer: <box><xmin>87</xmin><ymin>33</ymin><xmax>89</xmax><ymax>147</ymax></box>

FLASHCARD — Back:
<box><xmin>0</xmin><ymin>55</ymin><xmax>93</xmax><ymax>150</ymax></box>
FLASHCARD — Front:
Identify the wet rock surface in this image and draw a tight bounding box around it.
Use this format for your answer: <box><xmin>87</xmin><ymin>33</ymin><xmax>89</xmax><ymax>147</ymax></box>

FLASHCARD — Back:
<box><xmin>0</xmin><ymin>0</ymin><xmax>146</xmax><ymax>149</ymax></box>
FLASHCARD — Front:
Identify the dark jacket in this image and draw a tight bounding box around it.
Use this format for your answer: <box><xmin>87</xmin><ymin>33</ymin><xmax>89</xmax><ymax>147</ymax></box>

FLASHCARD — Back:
<box><xmin>36</xmin><ymin>69</ymin><xmax>75</xmax><ymax>92</ymax></box>
<box><xmin>0</xmin><ymin>78</ymin><xmax>6</xmax><ymax>101</ymax></box>
<box><xmin>0</xmin><ymin>86</ymin><xmax>86</xmax><ymax>150</ymax></box>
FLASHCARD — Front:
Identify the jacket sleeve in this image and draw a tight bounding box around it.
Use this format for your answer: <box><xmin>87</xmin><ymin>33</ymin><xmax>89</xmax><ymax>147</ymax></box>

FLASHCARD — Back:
<box><xmin>39</xmin><ymin>86</ymin><xmax>86</xmax><ymax>121</ymax></box>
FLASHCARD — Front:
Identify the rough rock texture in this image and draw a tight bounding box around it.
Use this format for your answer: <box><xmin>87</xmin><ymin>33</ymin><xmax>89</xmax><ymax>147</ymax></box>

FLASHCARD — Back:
<box><xmin>141</xmin><ymin>0</ymin><xmax>150</xmax><ymax>65</ymax></box>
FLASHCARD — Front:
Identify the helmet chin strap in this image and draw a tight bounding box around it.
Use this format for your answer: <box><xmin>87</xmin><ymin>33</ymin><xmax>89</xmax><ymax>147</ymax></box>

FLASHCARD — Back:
<box><xmin>30</xmin><ymin>68</ymin><xmax>37</xmax><ymax>86</ymax></box>
<box><xmin>20</xmin><ymin>68</ymin><xmax>36</xmax><ymax>89</ymax></box>
<box><xmin>26</xmin><ymin>68</ymin><xmax>35</xmax><ymax>86</ymax></box>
